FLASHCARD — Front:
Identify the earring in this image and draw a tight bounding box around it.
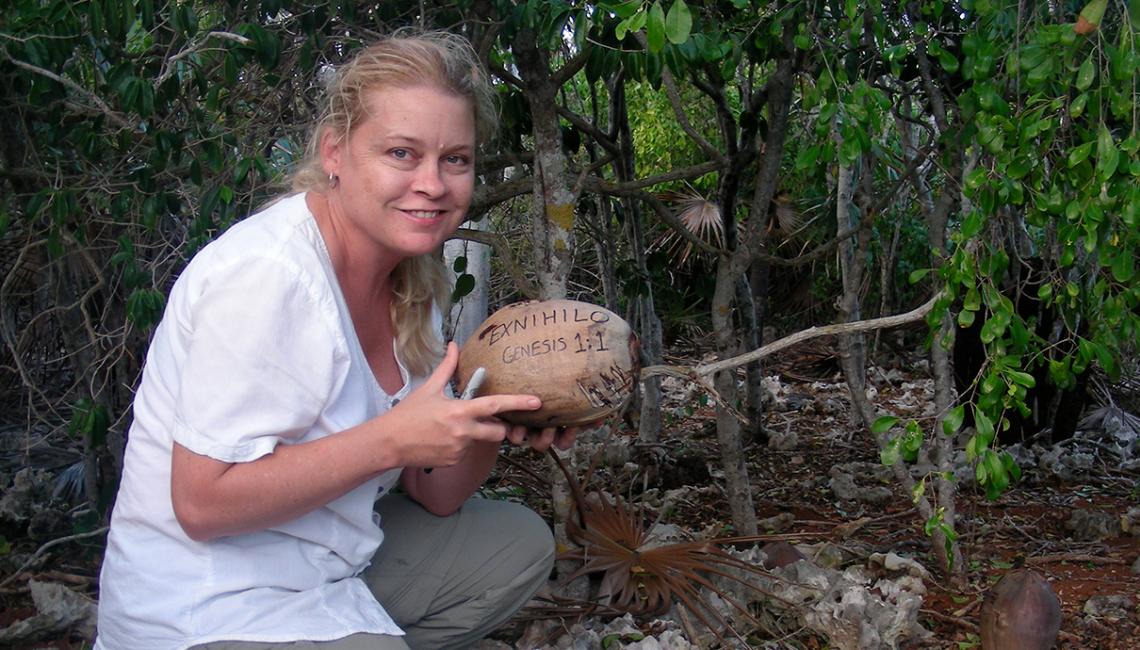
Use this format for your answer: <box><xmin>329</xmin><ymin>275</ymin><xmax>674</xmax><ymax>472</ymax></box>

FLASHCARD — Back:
<box><xmin>328</xmin><ymin>172</ymin><xmax>339</xmax><ymax>189</ymax></box>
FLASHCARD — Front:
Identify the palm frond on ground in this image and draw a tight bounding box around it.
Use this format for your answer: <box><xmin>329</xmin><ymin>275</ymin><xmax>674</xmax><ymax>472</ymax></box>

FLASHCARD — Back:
<box><xmin>558</xmin><ymin>491</ymin><xmax>787</xmax><ymax>644</ymax></box>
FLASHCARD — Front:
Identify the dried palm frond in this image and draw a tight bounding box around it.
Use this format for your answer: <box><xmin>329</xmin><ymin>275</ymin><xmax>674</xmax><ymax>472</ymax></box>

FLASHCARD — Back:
<box><xmin>662</xmin><ymin>190</ymin><xmax>725</xmax><ymax>247</ymax></box>
<box><xmin>560</xmin><ymin>492</ymin><xmax>783</xmax><ymax>644</ymax></box>
<box><xmin>652</xmin><ymin>189</ymin><xmax>724</xmax><ymax>267</ymax></box>
<box><xmin>767</xmin><ymin>192</ymin><xmax>804</xmax><ymax>237</ymax></box>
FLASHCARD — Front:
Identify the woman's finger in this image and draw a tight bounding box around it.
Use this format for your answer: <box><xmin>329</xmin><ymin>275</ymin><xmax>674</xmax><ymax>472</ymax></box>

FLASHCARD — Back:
<box><xmin>419</xmin><ymin>341</ymin><xmax>459</xmax><ymax>395</ymax></box>
<box><xmin>470</xmin><ymin>394</ymin><xmax>542</xmax><ymax>419</ymax></box>
<box><xmin>505</xmin><ymin>424</ymin><xmax>529</xmax><ymax>447</ymax></box>
<box><xmin>553</xmin><ymin>427</ymin><xmax>578</xmax><ymax>450</ymax></box>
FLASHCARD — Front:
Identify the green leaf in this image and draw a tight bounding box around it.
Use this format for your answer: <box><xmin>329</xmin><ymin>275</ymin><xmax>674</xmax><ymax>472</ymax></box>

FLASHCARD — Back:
<box><xmin>609</xmin><ymin>0</ymin><xmax>642</xmax><ymax>19</ymax></box>
<box><xmin>908</xmin><ymin>268</ymin><xmax>931</xmax><ymax>283</ymax></box>
<box><xmin>452</xmin><ymin>273</ymin><xmax>476</xmax><ymax>301</ymax></box>
<box><xmin>1068</xmin><ymin>141</ymin><xmax>1093</xmax><ymax>167</ymax></box>
<box><xmin>880</xmin><ymin>440</ymin><xmax>901</xmax><ymax>466</ymax></box>
<box><xmin>974</xmin><ymin>408</ymin><xmax>995</xmax><ymax>445</ymax></box>
<box><xmin>646</xmin><ymin>1</ymin><xmax>666</xmax><ymax>52</ymax></box>
<box><xmin>1075</xmin><ymin>56</ymin><xmax>1096</xmax><ymax>91</ymax></box>
<box><xmin>795</xmin><ymin>144</ymin><xmax>821</xmax><ymax>170</ymax></box>
<box><xmin>871</xmin><ymin>415</ymin><xmax>900</xmax><ymax>434</ymax></box>
<box><xmin>1111</xmin><ymin>251</ymin><xmax>1135</xmax><ymax>282</ymax></box>
<box><xmin>615</xmin><ymin>17</ymin><xmax>631</xmax><ymax>41</ymax></box>
<box><xmin>985</xmin><ymin>449</ymin><xmax>1007</xmax><ymax>494</ymax></box>
<box><xmin>1070</xmin><ymin>92</ymin><xmax>1088</xmax><ymax>118</ymax></box>
<box><xmin>1003</xmin><ymin>451</ymin><xmax>1022</xmax><ymax>482</ymax></box>
<box><xmin>664</xmin><ymin>0</ymin><xmax>692</xmax><ymax>45</ymax></box>
<box><xmin>628</xmin><ymin>7</ymin><xmax>647</xmax><ymax>32</ymax></box>
<box><xmin>1008</xmin><ymin>370</ymin><xmax>1036</xmax><ymax>388</ymax></box>
<box><xmin>938</xmin><ymin>49</ymin><xmax>960</xmax><ymax>74</ymax></box>
<box><xmin>943</xmin><ymin>405</ymin><xmax>966</xmax><ymax>436</ymax></box>
<box><xmin>912</xmin><ymin>479</ymin><xmax>926</xmax><ymax>503</ymax></box>
<box><xmin>965</xmin><ymin>167</ymin><xmax>988</xmax><ymax>192</ymax></box>
<box><xmin>1079</xmin><ymin>0</ymin><xmax>1108</xmax><ymax>28</ymax></box>
<box><xmin>1096</xmin><ymin>124</ymin><xmax>1119</xmax><ymax>179</ymax></box>
<box><xmin>1007</xmin><ymin>157</ymin><xmax>1032</xmax><ymax>179</ymax></box>
<box><xmin>902</xmin><ymin>428</ymin><xmax>924</xmax><ymax>461</ymax></box>
<box><xmin>963</xmin><ymin>287</ymin><xmax>981</xmax><ymax>311</ymax></box>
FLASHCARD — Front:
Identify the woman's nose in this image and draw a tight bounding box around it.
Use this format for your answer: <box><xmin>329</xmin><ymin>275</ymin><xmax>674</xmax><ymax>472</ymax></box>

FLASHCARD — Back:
<box><xmin>412</xmin><ymin>161</ymin><xmax>446</xmax><ymax>197</ymax></box>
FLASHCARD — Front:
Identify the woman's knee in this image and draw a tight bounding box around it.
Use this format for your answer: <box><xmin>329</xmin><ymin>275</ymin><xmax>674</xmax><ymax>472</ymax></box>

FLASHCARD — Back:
<box><xmin>466</xmin><ymin>498</ymin><xmax>554</xmax><ymax>569</ymax></box>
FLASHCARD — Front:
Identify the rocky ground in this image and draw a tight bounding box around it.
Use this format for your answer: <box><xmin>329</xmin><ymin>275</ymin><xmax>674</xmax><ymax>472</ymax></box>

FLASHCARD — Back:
<box><xmin>479</xmin><ymin>350</ymin><xmax>1140</xmax><ymax>649</ymax></box>
<box><xmin>1</xmin><ymin>347</ymin><xmax>1138</xmax><ymax>649</ymax></box>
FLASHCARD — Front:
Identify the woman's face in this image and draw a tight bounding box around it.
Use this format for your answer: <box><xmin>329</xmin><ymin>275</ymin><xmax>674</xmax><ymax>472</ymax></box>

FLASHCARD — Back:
<box><xmin>321</xmin><ymin>84</ymin><xmax>476</xmax><ymax>264</ymax></box>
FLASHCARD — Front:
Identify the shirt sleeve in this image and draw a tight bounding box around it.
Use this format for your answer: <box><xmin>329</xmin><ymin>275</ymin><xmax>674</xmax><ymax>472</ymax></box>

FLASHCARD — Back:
<box><xmin>172</xmin><ymin>255</ymin><xmax>345</xmax><ymax>463</ymax></box>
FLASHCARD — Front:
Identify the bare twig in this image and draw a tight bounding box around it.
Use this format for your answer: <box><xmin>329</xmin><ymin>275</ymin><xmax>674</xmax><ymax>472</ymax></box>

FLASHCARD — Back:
<box><xmin>4</xmin><ymin>58</ymin><xmax>135</xmax><ymax>130</ymax></box>
<box><xmin>1025</xmin><ymin>554</ymin><xmax>1127</xmax><ymax>566</ymax></box>
<box><xmin>157</xmin><ymin>31</ymin><xmax>255</xmax><ymax>85</ymax></box>
<box><xmin>642</xmin><ymin>292</ymin><xmax>940</xmax><ymax>381</ymax></box>
<box><xmin>0</xmin><ymin>526</ymin><xmax>109</xmax><ymax>589</ymax></box>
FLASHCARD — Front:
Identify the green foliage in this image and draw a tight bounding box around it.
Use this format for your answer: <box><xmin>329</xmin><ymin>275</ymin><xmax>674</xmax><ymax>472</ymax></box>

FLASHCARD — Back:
<box><xmin>879</xmin><ymin>418</ymin><xmax>924</xmax><ymax>466</ymax></box>
<box><xmin>0</xmin><ymin>0</ymin><xmax>411</xmax><ymax>507</ymax></box>
<box><xmin>609</xmin><ymin>0</ymin><xmax>693</xmax><ymax>51</ymax></box>
<box><xmin>69</xmin><ymin>398</ymin><xmax>110</xmax><ymax>448</ymax></box>
<box><xmin>938</xmin><ymin>3</ymin><xmax>1140</xmax><ymax>500</ymax></box>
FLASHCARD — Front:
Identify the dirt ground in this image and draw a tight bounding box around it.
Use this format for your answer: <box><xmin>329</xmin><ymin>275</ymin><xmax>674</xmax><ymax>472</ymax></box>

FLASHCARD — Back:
<box><xmin>1</xmin><ymin>350</ymin><xmax>1138</xmax><ymax>649</ymax></box>
<box><xmin>485</xmin><ymin>349</ymin><xmax>1140</xmax><ymax>649</ymax></box>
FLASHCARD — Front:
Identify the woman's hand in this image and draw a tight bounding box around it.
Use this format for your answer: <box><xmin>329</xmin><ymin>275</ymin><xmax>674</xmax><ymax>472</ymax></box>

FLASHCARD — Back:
<box><xmin>504</xmin><ymin>424</ymin><xmax>584</xmax><ymax>453</ymax></box>
<box><xmin>384</xmin><ymin>342</ymin><xmax>543</xmax><ymax>469</ymax></box>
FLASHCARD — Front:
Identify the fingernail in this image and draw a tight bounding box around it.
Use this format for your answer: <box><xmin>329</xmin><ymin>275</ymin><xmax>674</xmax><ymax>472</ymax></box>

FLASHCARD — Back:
<box><xmin>528</xmin><ymin>398</ymin><xmax>541</xmax><ymax>407</ymax></box>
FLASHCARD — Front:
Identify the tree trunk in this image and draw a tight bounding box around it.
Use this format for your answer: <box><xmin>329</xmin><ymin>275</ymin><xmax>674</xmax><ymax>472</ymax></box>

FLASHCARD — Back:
<box><xmin>834</xmin><ymin>137</ymin><xmax>870</xmax><ymax>429</ymax></box>
<box><xmin>513</xmin><ymin>28</ymin><xmax>576</xmax><ymax>299</ymax></box>
<box><xmin>703</xmin><ymin>29</ymin><xmax>798</xmax><ymax>536</ymax></box>
<box><xmin>930</xmin><ymin>151</ymin><xmax>967</xmax><ymax>584</ymax></box>
<box><xmin>611</xmin><ymin>77</ymin><xmax>664</xmax><ymax>443</ymax></box>
<box><xmin>512</xmin><ymin>28</ymin><xmax>583</xmax><ymax>594</ymax></box>
<box><xmin>711</xmin><ymin>255</ymin><xmax>758</xmax><ymax>536</ymax></box>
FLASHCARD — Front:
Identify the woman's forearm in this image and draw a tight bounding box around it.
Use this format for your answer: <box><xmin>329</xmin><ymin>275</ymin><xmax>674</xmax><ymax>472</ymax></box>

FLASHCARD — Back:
<box><xmin>401</xmin><ymin>439</ymin><xmax>499</xmax><ymax>516</ymax></box>
<box><xmin>171</xmin><ymin>423</ymin><xmax>400</xmax><ymax>541</ymax></box>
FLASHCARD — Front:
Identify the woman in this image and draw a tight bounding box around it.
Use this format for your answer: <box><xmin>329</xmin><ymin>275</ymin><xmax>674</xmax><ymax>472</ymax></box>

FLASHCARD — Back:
<box><xmin>96</xmin><ymin>32</ymin><xmax>576</xmax><ymax>650</ymax></box>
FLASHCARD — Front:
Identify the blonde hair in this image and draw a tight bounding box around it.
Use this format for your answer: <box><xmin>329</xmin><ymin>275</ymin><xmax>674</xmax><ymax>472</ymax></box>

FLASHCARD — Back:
<box><xmin>291</xmin><ymin>31</ymin><xmax>496</xmax><ymax>377</ymax></box>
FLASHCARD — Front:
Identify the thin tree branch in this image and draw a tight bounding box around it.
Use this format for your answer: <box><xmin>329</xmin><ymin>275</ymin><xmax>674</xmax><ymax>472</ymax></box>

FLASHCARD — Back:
<box><xmin>449</xmin><ymin>227</ymin><xmax>539</xmax><ymax>300</ymax></box>
<box><xmin>470</xmin><ymin>176</ymin><xmax>532</xmax><ymax>214</ymax></box>
<box><xmin>4</xmin><ymin>58</ymin><xmax>135</xmax><ymax>131</ymax></box>
<box><xmin>557</xmin><ymin>105</ymin><xmax>621</xmax><ymax>159</ymax></box>
<box><xmin>632</xmin><ymin>33</ymin><xmax>724</xmax><ymax>162</ymax></box>
<box><xmin>0</xmin><ymin>526</ymin><xmax>109</xmax><ymax>589</ymax></box>
<box><xmin>551</xmin><ymin>46</ymin><xmax>592</xmax><ymax>87</ymax></box>
<box><xmin>586</xmin><ymin>160</ymin><xmax>723</xmax><ymax>195</ymax></box>
<box><xmin>642</xmin><ymin>292</ymin><xmax>940</xmax><ymax>381</ymax></box>
<box><xmin>156</xmin><ymin>31</ymin><xmax>255</xmax><ymax>85</ymax></box>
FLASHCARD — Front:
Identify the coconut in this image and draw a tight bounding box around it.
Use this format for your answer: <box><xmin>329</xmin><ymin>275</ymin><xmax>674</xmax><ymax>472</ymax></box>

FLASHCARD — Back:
<box><xmin>456</xmin><ymin>299</ymin><xmax>640</xmax><ymax>427</ymax></box>
<box><xmin>979</xmin><ymin>569</ymin><xmax>1062</xmax><ymax>650</ymax></box>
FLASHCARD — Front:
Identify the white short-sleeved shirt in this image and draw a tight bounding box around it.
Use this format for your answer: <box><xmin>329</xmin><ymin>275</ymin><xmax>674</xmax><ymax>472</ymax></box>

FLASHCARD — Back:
<box><xmin>95</xmin><ymin>193</ymin><xmax>430</xmax><ymax>650</ymax></box>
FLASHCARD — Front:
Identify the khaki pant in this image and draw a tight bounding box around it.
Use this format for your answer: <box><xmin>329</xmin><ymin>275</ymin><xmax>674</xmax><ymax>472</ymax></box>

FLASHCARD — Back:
<box><xmin>192</xmin><ymin>494</ymin><xmax>554</xmax><ymax>650</ymax></box>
